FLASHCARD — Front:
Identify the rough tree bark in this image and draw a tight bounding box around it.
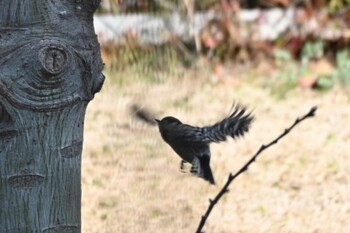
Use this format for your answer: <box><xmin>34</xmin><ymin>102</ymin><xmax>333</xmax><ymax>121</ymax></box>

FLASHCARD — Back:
<box><xmin>0</xmin><ymin>0</ymin><xmax>104</xmax><ymax>232</ymax></box>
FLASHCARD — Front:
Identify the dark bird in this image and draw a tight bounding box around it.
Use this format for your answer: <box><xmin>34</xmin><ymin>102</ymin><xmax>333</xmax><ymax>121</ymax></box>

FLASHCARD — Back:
<box><xmin>155</xmin><ymin>104</ymin><xmax>254</xmax><ymax>184</ymax></box>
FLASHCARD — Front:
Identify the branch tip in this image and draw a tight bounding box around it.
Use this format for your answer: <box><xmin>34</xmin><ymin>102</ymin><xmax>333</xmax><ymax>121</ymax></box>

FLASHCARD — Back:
<box><xmin>228</xmin><ymin>173</ymin><xmax>233</xmax><ymax>179</ymax></box>
<box><xmin>309</xmin><ymin>106</ymin><xmax>317</xmax><ymax>116</ymax></box>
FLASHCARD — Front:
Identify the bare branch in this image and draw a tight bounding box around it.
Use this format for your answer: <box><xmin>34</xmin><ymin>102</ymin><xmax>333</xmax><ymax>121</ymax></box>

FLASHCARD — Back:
<box><xmin>195</xmin><ymin>106</ymin><xmax>317</xmax><ymax>233</ymax></box>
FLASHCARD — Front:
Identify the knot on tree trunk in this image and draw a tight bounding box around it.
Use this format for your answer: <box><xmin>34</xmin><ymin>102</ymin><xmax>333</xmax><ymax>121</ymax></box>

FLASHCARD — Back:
<box><xmin>0</xmin><ymin>39</ymin><xmax>104</xmax><ymax>111</ymax></box>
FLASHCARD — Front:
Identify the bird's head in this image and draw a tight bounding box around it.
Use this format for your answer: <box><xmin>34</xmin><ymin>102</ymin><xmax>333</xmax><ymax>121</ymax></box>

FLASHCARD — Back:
<box><xmin>155</xmin><ymin>116</ymin><xmax>182</xmax><ymax>128</ymax></box>
<box><xmin>155</xmin><ymin>116</ymin><xmax>182</xmax><ymax>140</ymax></box>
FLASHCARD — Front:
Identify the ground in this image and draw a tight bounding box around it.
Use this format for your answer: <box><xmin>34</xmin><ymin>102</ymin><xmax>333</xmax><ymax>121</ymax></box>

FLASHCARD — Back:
<box><xmin>81</xmin><ymin>61</ymin><xmax>350</xmax><ymax>233</ymax></box>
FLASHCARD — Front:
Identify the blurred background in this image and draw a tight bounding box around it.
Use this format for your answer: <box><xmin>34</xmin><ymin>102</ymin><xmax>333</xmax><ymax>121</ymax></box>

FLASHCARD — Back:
<box><xmin>83</xmin><ymin>1</ymin><xmax>350</xmax><ymax>232</ymax></box>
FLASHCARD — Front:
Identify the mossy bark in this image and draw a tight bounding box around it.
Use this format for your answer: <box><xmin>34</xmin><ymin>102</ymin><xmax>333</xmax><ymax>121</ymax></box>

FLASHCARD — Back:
<box><xmin>0</xmin><ymin>1</ymin><xmax>104</xmax><ymax>232</ymax></box>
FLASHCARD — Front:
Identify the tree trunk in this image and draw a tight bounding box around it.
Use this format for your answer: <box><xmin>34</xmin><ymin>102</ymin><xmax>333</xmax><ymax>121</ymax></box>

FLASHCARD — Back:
<box><xmin>0</xmin><ymin>1</ymin><xmax>104</xmax><ymax>232</ymax></box>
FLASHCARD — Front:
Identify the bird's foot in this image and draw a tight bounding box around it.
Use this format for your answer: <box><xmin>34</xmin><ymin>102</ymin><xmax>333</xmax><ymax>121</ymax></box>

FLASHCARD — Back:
<box><xmin>180</xmin><ymin>160</ymin><xmax>187</xmax><ymax>173</ymax></box>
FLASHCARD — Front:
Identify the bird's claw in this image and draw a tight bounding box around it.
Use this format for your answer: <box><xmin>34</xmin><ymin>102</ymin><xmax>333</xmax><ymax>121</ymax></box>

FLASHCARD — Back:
<box><xmin>180</xmin><ymin>160</ymin><xmax>187</xmax><ymax>173</ymax></box>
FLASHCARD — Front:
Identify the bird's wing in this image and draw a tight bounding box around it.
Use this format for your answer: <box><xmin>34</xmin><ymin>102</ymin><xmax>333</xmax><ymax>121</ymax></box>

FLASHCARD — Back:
<box><xmin>199</xmin><ymin>104</ymin><xmax>254</xmax><ymax>143</ymax></box>
<box><xmin>166</xmin><ymin>105</ymin><xmax>253</xmax><ymax>144</ymax></box>
<box><xmin>130</xmin><ymin>104</ymin><xmax>157</xmax><ymax>125</ymax></box>
<box><xmin>164</xmin><ymin>123</ymin><xmax>205</xmax><ymax>142</ymax></box>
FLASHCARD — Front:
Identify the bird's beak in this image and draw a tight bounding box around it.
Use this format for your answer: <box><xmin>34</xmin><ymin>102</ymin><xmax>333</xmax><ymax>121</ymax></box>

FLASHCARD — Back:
<box><xmin>155</xmin><ymin>119</ymin><xmax>160</xmax><ymax>123</ymax></box>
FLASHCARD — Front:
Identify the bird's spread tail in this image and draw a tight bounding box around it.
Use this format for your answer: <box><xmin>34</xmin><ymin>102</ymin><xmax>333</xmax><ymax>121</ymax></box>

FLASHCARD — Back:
<box><xmin>191</xmin><ymin>155</ymin><xmax>215</xmax><ymax>185</ymax></box>
<box><xmin>201</xmin><ymin>104</ymin><xmax>253</xmax><ymax>143</ymax></box>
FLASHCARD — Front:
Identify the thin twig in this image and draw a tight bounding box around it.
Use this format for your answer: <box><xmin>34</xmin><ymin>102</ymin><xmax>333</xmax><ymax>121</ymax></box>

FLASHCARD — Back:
<box><xmin>195</xmin><ymin>106</ymin><xmax>318</xmax><ymax>233</ymax></box>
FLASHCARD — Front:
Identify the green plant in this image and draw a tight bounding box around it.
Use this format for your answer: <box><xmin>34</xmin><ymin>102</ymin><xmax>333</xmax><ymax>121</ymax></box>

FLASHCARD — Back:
<box><xmin>328</xmin><ymin>0</ymin><xmax>350</xmax><ymax>13</ymax></box>
<box><xmin>317</xmin><ymin>75</ymin><xmax>334</xmax><ymax>91</ymax></box>
<box><xmin>92</xmin><ymin>178</ymin><xmax>103</xmax><ymax>187</ymax></box>
<box><xmin>333</xmin><ymin>49</ymin><xmax>350</xmax><ymax>86</ymax></box>
<box><xmin>99</xmin><ymin>197</ymin><xmax>118</xmax><ymax>209</ymax></box>
<box><xmin>301</xmin><ymin>40</ymin><xmax>324</xmax><ymax>65</ymax></box>
<box><xmin>267</xmin><ymin>49</ymin><xmax>301</xmax><ymax>99</ymax></box>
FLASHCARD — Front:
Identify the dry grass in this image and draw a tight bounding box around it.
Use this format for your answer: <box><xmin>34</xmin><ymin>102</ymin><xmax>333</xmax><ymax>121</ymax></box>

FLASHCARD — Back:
<box><xmin>82</xmin><ymin>62</ymin><xmax>350</xmax><ymax>233</ymax></box>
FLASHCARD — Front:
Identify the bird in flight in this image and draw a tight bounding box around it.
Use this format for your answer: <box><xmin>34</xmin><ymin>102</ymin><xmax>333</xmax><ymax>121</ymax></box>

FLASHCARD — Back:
<box><xmin>155</xmin><ymin>104</ymin><xmax>254</xmax><ymax>184</ymax></box>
